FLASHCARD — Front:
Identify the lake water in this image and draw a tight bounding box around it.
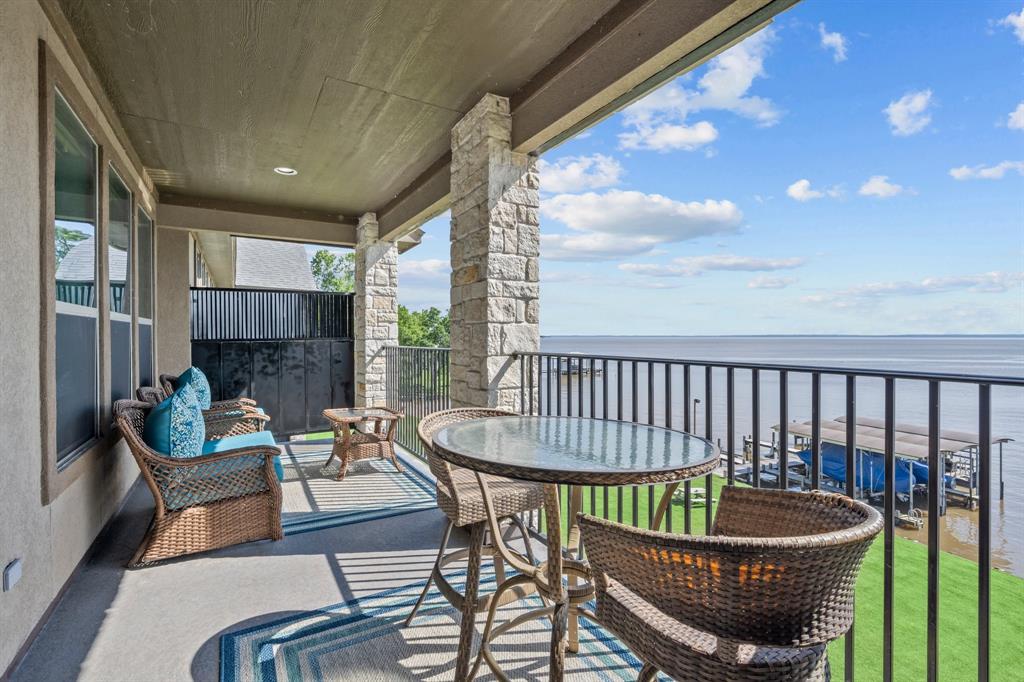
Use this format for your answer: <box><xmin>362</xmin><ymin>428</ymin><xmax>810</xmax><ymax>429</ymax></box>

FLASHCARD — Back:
<box><xmin>539</xmin><ymin>335</ymin><xmax>1024</xmax><ymax>576</ymax></box>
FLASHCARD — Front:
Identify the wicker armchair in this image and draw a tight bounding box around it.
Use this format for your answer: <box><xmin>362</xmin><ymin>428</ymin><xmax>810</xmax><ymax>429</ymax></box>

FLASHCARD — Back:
<box><xmin>114</xmin><ymin>399</ymin><xmax>283</xmax><ymax>567</ymax></box>
<box><xmin>405</xmin><ymin>408</ymin><xmax>546</xmax><ymax>680</ymax></box>
<box><xmin>136</xmin><ymin>386</ymin><xmax>270</xmax><ymax>438</ymax></box>
<box><xmin>159</xmin><ymin>372</ymin><xmax>258</xmax><ymax>412</ymax></box>
<box><xmin>579</xmin><ymin>487</ymin><xmax>883</xmax><ymax>681</ymax></box>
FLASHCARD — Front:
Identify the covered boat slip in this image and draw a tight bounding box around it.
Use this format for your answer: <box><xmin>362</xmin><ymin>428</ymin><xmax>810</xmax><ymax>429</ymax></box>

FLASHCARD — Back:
<box><xmin>774</xmin><ymin>416</ymin><xmax>1012</xmax><ymax>510</ymax></box>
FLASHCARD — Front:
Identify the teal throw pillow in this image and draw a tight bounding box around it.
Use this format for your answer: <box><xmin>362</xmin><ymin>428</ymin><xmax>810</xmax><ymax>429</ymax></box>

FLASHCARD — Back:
<box><xmin>143</xmin><ymin>383</ymin><xmax>205</xmax><ymax>458</ymax></box>
<box><xmin>178</xmin><ymin>366</ymin><xmax>212</xmax><ymax>409</ymax></box>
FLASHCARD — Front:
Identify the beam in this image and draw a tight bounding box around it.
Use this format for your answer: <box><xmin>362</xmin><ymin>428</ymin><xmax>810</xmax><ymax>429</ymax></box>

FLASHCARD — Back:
<box><xmin>377</xmin><ymin>0</ymin><xmax>794</xmax><ymax>241</ymax></box>
<box><xmin>156</xmin><ymin>196</ymin><xmax>357</xmax><ymax>247</ymax></box>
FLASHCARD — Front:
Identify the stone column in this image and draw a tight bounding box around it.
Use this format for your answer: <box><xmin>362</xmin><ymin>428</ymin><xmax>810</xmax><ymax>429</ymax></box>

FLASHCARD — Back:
<box><xmin>449</xmin><ymin>94</ymin><xmax>540</xmax><ymax>410</ymax></box>
<box><xmin>354</xmin><ymin>212</ymin><xmax>398</xmax><ymax>407</ymax></box>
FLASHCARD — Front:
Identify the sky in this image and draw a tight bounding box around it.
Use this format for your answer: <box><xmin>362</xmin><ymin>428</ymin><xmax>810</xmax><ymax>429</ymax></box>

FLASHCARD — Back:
<box><xmin>394</xmin><ymin>0</ymin><xmax>1024</xmax><ymax>336</ymax></box>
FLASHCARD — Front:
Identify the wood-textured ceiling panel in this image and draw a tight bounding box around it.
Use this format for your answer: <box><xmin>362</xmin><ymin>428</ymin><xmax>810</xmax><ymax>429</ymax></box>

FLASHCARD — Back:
<box><xmin>57</xmin><ymin>0</ymin><xmax>618</xmax><ymax>215</ymax></box>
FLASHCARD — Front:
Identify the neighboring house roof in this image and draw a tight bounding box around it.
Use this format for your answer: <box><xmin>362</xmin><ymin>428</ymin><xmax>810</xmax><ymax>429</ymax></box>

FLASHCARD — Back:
<box><xmin>56</xmin><ymin>237</ymin><xmax>128</xmax><ymax>282</ymax></box>
<box><xmin>234</xmin><ymin>237</ymin><xmax>317</xmax><ymax>290</ymax></box>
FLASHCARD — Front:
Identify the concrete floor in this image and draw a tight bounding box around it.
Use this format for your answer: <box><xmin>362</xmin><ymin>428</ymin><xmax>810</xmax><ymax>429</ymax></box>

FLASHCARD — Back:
<box><xmin>9</xmin><ymin>448</ymin><xmax>478</xmax><ymax>682</ymax></box>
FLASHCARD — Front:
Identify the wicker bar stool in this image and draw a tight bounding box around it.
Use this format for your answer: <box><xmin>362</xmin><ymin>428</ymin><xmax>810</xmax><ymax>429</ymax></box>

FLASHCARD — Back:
<box><xmin>405</xmin><ymin>408</ymin><xmax>546</xmax><ymax>681</ymax></box>
<box><xmin>578</xmin><ymin>487</ymin><xmax>883</xmax><ymax>681</ymax></box>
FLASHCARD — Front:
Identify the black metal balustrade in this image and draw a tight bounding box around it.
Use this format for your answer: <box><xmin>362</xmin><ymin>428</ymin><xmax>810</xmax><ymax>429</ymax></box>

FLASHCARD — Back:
<box><xmin>385</xmin><ymin>344</ymin><xmax>1022</xmax><ymax>682</ymax></box>
<box><xmin>385</xmin><ymin>346</ymin><xmax>451</xmax><ymax>458</ymax></box>
<box><xmin>190</xmin><ymin>287</ymin><xmax>353</xmax><ymax>341</ymax></box>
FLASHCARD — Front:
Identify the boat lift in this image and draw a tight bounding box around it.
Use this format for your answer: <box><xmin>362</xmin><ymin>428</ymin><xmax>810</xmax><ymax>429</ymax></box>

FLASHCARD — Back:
<box><xmin>752</xmin><ymin>417</ymin><xmax>1011</xmax><ymax>519</ymax></box>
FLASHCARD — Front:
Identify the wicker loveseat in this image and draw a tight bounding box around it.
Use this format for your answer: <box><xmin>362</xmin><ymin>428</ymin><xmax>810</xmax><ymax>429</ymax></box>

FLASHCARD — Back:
<box><xmin>579</xmin><ymin>486</ymin><xmax>882</xmax><ymax>681</ymax></box>
<box><xmin>114</xmin><ymin>399</ymin><xmax>283</xmax><ymax>567</ymax></box>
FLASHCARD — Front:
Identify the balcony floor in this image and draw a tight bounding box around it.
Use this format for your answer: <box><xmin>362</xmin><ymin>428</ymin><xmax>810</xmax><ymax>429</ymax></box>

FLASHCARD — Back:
<box><xmin>11</xmin><ymin>445</ymin><xmax>457</xmax><ymax>681</ymax></box>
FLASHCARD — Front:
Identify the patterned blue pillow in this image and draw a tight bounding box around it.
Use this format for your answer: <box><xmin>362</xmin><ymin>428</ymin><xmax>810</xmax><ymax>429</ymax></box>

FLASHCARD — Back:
<box><xmin>143</xmin><ymin>383</ymin><xmax>205</xmax><ymax>457</ymax></box>
<box><xmin>178</xmin><ymin>366</ymin><xmax>212</xmax><ymax>409</ymax></box>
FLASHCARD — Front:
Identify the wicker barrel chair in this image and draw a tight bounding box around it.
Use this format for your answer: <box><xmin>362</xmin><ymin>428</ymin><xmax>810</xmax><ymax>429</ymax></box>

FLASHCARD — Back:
<box><xmin>404</xmin><ymin>408</ymin><xmax>546</xmax><ymax>680</ymax></box>
<box><xmin>115</xmin><ymin>400</ymin><xmax>283</xmax><ymax>567</ymax></box>
<box><xmin>579</xmin><ymin>487</ymin><xmax>883</xmax><ymax>681</ymax></box>
<box><xmin>137</xmin><ymin>386</ymin><xmax>270</xmax><ymax>438</ymax></box>
<box><xmin>159</xmin><ymin>373</ymin><xmax>258</xmax><ymax>412</ymax></box>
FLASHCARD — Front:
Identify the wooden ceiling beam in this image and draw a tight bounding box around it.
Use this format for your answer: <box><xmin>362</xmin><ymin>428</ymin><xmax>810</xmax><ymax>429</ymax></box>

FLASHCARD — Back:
<box><xmin>156</xmin><ymin>195</ymin><xmax>357</xmax><ymax>247</ymax></box>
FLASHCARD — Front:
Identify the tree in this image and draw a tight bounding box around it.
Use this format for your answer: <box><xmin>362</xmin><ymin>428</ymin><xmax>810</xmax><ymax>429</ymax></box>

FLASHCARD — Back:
<box><xmin>398</xmin><ymin>305</ymin><xmax>450</xmax><ymax>347</ymax></box>
<box><xmin>311</xmin><ymin>249</ymin><xmax>355</xmax><ymax>292</ymax></box>
<box><xmin>55</xmin><ymin>225</ymin><xmax>89</xmax><ymax>267</ymax></box>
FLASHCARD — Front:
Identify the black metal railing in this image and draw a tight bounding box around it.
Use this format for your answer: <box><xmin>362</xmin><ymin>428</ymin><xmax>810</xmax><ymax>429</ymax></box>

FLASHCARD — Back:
<box><xmin>513</xmin><ymin>350</ymin><xmax>1022</xmax><ymax>682</ymax></box>
<box><xmin>190</xmin><ymin>287</ymin><xmax>353</xmax><ymax>341</ymax></box>
<box><xmin>385</xmin><ymin>346</ymin><xmax>451</xmax><ymax>457</ymax></box>
<box><xmin>380</xmin><ymin>344</ymin><xmax>1020</xmax><ymax>680</ymax></box>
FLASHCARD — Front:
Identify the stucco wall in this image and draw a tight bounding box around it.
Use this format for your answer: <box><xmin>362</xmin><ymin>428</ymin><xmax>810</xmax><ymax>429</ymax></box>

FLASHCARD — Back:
<box><xmin>156</xmin><ymin>227</ymin><xmax>192</xmax><ymax>376</ymax></box>
<box><xmin>0</xmin><ymin>0</ymin><xmax>151</xmax><ymax>673</ymax></box>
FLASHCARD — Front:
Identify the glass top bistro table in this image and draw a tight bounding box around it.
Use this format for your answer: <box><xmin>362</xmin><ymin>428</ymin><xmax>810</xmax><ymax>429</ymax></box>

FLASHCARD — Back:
<box><xmin>432</xmin><ymin>415</ymin><xmax>718</xmax><ymax>681</ymax></box>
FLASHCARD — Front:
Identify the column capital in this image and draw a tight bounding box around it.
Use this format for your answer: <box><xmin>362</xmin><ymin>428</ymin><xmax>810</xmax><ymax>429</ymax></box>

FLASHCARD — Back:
<box><xmin>452</xmin><ymin>93</ymin><xmax>512</xmax><ymax>149</ymax></box>
<box><xmin>357</xmin><ymin>212</ymin><xmax>379</xmax><ymax>243</ymax></box>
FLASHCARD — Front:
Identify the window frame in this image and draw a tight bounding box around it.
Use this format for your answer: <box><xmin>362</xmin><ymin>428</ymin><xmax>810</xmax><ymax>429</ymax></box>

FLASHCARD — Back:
<box><xmin>39</xmin><ymin>40</ymin><xmax>158</xmax><ymax>504</ymax></box>
<box><xmin>107</xmin><ymin>163</ymin><xmax>134</xmax><ymax>407</ymax></box>
<box><xmin>53</xmin><ymin>87</ymin><xmax>101</xmax><ymax>462</ymax></box>
<box><xmin>136</xmin><ymin>207</ymin><xmax>156</xmax><ymax>388</ymax></box>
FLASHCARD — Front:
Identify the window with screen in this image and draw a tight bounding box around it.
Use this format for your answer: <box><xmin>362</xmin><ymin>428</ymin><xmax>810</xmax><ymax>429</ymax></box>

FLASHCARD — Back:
<box><xmin>108</xmin><ymin>166</ymin><xmax>132</xmax><ymax>403</ymax></box>
<box><xmin>137</xmin><ymin>208</ymin><xmax>155</xmax><ymax>387</ymax></box>
<box><xmin>54</xmin><ymin>90</ymin><xmax>99</xmax><ymax>462</ymax></box>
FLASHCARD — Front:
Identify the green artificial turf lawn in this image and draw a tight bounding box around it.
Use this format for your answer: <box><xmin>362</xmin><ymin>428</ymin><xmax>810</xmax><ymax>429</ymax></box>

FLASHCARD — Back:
<box><xmin>543</xmin><ymin>476</ymin><xmax>1023</xmax><ymax>682</ymax></box>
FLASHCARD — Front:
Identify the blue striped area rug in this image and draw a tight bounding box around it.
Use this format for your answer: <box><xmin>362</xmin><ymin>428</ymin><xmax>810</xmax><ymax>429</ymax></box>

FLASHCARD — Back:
<box><xmin>220</xmin><ymin>569</ymin><xmax>654</xmax><ymax>682</ymax></box>
<box><xmin>277</xmin><ymin>442</ymin><xmax>437</xmax><ymax>536</ymax></box>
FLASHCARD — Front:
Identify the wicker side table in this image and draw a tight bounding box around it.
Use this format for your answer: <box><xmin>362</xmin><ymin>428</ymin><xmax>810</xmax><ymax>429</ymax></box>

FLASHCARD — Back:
<box><xmin>322</xmin><ymin>407</ymin><xmax>404</xmax><ymax>480</ymax></box>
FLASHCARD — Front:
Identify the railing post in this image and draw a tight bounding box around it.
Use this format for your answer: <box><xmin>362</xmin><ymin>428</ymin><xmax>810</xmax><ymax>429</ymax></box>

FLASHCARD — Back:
<box><xmin>927</xmin><ymin>380</ymin><xmax>940</xmax><ymax>682</ymax></box>
<box><xmin>978</xmin><ymin>384</ymin><xmax>991</xmax><ymax>682</ymax></box>
<box><xmin>883</xmin><ymin>377</ymin><xmax>895</xmax><ymax>682</ymax></box>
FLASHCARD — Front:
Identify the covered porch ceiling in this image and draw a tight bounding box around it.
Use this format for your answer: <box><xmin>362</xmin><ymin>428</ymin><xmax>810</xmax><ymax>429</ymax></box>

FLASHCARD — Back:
<box><xmin>50</xmin><ymin>0</ymin><xmax>789</xmax><ymax>243</ymax></box>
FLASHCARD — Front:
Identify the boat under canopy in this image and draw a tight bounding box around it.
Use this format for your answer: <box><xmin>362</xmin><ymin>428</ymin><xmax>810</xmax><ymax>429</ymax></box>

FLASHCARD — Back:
<box><xmin>780</xmin><ymin>416</ymin><xmax>1012</xmax><ymax>462</ymax></box>
<box><xmin>772</xmin><ymin>417</ymin><xmax>1012</xmax><ymax>503</ymax></box>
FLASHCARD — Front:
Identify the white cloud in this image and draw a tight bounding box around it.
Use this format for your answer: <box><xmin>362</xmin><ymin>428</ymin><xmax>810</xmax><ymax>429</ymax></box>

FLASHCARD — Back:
<box><xmin>802</xmin><ymin>271</ymin><xmax>1024</xmax><ymax>308</ymax></box>
<box><xmin>540</xmin><ymin>233</ymin><xmax>662</xmax><ymax>262</ymax></box>
<box><xmin>619</xmin><ymin>254</ymin><xmax>805</xmax><ymax>277</ymax></box>
<box><xmin>748</xmin><ymin>275</ymin><xmax>797</xmax><ymax>289</ymax></box>
<box><xmin>884</xmin><ymin>89</ymin><xmax>933</xmax><ymax>136</ymax></box>
<box><xmin>949</xmin><ymin>160</ymin><xmax>1024</xmax><ymax>180</ymax></box>
<box><xmin>998</xmin><ymin>8</ymin><xmax>1024</xmax><ymax>43</ymax></box>
<box><xmin>537</xmin><ymin>154</ymin><xmax>624</xmax><ymax>193</ymax></box>
<box><xmin>399</xmin><ymin>258</ymin><xmax>449</xmax><ymax>283</ymax></box>
<box><xmin>1008</xmin><ymin>102</ymin><xmax>1024</xmax><ymax>130</ymax></box>
<box><xmin>543</xmin><ymin>190</ymin><xmax>742</xmax><ymax>239</ymax></box>
<box><xmin>858</xmin><ymin>175</ymin><xmax>906</xmax><ymax>198</ymax></box>
<box><xmin>619</xmin><ymin>121</ymin><xmax>718</xmax><ymax>152</ymax></box>
<box><xmin>618</xmin><ymin>28</ymin><xmax>780</xmax><ymax>151</ymax></box>
<box><xmin>818</xmin><ymin>23</ymin><xmax>848</xmax><ymax>62</ymax></box>
<box><xmin>540</xmin><ymin>190</ymin><xmax>743</xmax><ymax>262</ymax></box>
<box><xmin>786</xmin><ymin>178</ymin><xmax>842</xmax><ymax>201</ymax></box>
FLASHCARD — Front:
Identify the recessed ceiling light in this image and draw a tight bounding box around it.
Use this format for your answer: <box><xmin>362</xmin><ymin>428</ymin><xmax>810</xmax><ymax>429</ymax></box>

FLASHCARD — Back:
<box><xmin>273</xmin><ymin>166</ymin><xmax>298</xmax><ymax>176</ymax></box>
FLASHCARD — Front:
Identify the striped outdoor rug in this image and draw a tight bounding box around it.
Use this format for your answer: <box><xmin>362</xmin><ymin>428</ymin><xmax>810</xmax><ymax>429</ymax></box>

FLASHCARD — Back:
<box><xmin>220</xmin><ymin>568</ymin><xmax>655</xmax><ymax>682</ymax></box>
<box><xmin>277</xmin><ymin>441</ymin><xmax>436</xmax><ymax>536</ymax></box>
